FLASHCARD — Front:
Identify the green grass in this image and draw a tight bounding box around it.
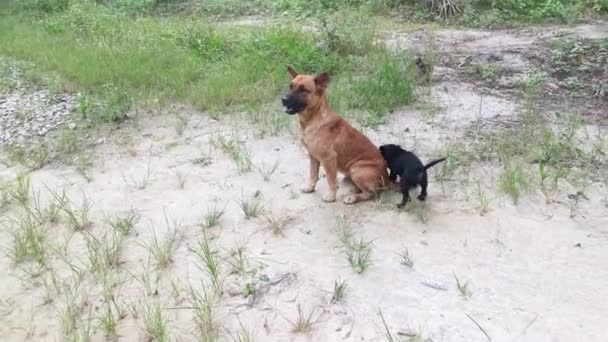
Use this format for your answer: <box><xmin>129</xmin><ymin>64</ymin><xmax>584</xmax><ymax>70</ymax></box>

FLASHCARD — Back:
<box><xmin>497</xmin><ymin>162</ymin><xmax>531</xmax><ymax>204</ymax></box>
<box><xmin>0</xmin><ymin>2</ymin><xmax>415</xmax><ymax>127</ymax></box>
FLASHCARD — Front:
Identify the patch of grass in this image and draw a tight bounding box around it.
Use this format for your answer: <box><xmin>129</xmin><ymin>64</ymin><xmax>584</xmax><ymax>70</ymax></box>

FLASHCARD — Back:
<box><xmin>173</xmin><ymin>112</ymin><xmax>188</xmax><ymax>136</ymax></box>
<box><xmin>85</xmin><ymin>232</ymin><xmax>123</xmax><ymax>279</ymax></box>
<box><xmin>201</xmin><ymin>204</ymin><xmax>224</xmax><ymax>228</ymax></box>
<box><xmin>0</xmin><ymin>179</ymin><xmax>13</xmax><ymax>209</ymax></box>
<box><xmin>189</xmin><ymin>286</ymin><xmax>217</xmax><ymax>342</ymax></box>
<box><xmin>264</xmin><ymin>211</ymin><xmax>294</xmax><ymax>236</ymax></box>
<box><xmin>346</xmin><ymin>238</ymin><xmax>373</xmax><ymax>274</ymax></box>
<box><xmin>28</xmin><ymin>189</ymin><xmax>60</xmax><ymax>225</ymax></box>
<box><xmin>124</xmin><ymin>158</ymin><xmax>152</xmax><ymax>190</ymax></box>
<box><xmin>6</xmin><ymin>212</ymin><xmax>47</xmax><ymax>266</ymax></box>
<box><xmin>141</xmin><ymin>212</ymin><xmax>183</xmax><ymax>270</ymax></box>
<box><xmin>237</xmin><ymin>191</ymin><xmax>264</xmax><ymax>219</ymax></box>
<box><xmin>497</xmin><ymin>162</ymin><xmax>530</xmax><ymax>204</ymax></box>
<box><xmin>397</xmin><ymin>248</ymin><xmax>414</xmax><ymax>268</ymax></box>
<box><xmin>475</xmin><ymin>64</ymin><xmax>499</xmax><ymax>81</ymax></box>
<box><xmin>229</xmin><ymin>321</ymin><xmax>255</xmax><ymax>342</ymax></box>
<box><xmin>226</xmin><ymin>245</ymin><xmax>250</xmax><ymax>276</ymax></box>
<box><xmin>514</xmin><ymin>70</ymin><xmax>548</xmax><ymax>90</ymax></box>
<box><xmin>10</xmin><ymin>173</ymin><xmax>31</xmax><ymax>207</ymax></box>
<box><xmin>288</xmin><ymin>304</ymin><xmax>316</xmax><ymax>334</ymax></box>
<box><xmin>0</xmin><ymin>4</ymin><xmax>414</xmax><ymax>127</ymax></box>
<box><xmin>194</xmin><ymin>233</ymin><xmax>222</xmax><ymax>292</ymax></box>
<box><xmin>331</xmin><ymin>279</ymin><xmax>348</xmax><ymax>303</ymax></box>
<box><xmin>335</xmin><ymin>215</ymin><xmax>353</xmax><ymax>245</ymax></box>
<box><xmin>472</xmin><ymin>178</ymin><xmax>490</xmax><ymax>214</ymax></box>
<box><xmin>108</xmin><ymin>209</ymin><xmax>140</xmax><ymax>236</ymax></box>
<box><xmin>143</xmin><ymin>301</ymin><xmax>169</xmax><ymax>342</ymax></box>
<box><xmin>210</xmin><ymin>133</ymin><xmax>253</xmax><ymax>174</ymax></box>
<box><xmin>255</xmin><ymin>159</ymin><xmax>280</xmax><ymax>182</ymax></box>
<box><xmin>454</xmin><ymin>272</ymin><xmax>471</xmax><ymax>298</ymax></box>
<box><xmin>47</xmin><ymin>189</ymin><xmax>91</xmax><ymax>231</ymax></box>
<box><xmin>99</xmin><ymin>305</ymin><xmax>117</xmax><ymax>339</ymax></box>
<box><xmin>549</xmin><ymin>38</ymin><xmax>608</xmax><ymax>97</ymax></box>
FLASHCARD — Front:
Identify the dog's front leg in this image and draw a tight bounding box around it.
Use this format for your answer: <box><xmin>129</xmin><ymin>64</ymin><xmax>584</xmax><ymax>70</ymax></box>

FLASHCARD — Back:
<box><xmin>321</xmin><ymin>157</ymin><xmax>338</xmax><ymax>202</ymax></box>
<box><xmin>301</xmin><ymin>155</ymin><xmax>320</xmax><ymax>193</ymax></box>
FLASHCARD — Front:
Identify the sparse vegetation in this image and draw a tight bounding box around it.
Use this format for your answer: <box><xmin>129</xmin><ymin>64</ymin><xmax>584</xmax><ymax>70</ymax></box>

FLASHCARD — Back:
<box><xmin>264</xmin><ymin>211</ymin><xmax>294</xmax><ymax>236</ymax></box>
<box><xmin>346</xmin><ymin>238</ymin><xmax>373</xmax><ymax>274</ymax></box>
<box><xmin>109</xmin><ymin>209</ymin><xmax>140</xmax><ymax>236</ymax></box>
<box><xmin>397</xmin><ymin>248</ymin><xmax>414</xmax><ymax>268</ymax></box>
<box><xmin>189</xmin><ymin>286</ymin><xmax>218</xmax><ymax>342</ymax></box>
<box><xmin>237</xmin><ymin>191</ymin><xmax>264</xmax><ymax>219</ymax></box>
<box><xmin>194</xmin><ymin>233</ymin><xmax>222</xmax><ymax>292</ymax></box>
<box><xmin>454</xmin><ymin>272</ymin><xmax>472</xmax><ymax>298</ymax></box>
<box><xmin>331</xmin><ymin>279</ymin><xmax>349</xmax><ymax>303</ymax></box>
<box><xmin>141</xmin><ymin>212</ymin><xmax>183</xmax><ymax>270</ymax></box>
<box><xmin>143</xmin><ymin>301</ymin><xmax>169</xmax><ymax>342</ymax></box>
<box><xmin>288</xmin><ymin>304</ymin><xmax>316</xmax><ymax>334</ymax></box>
<box><xmin>202</xmin><ymin>204</ymin><xmax>225</xmax><ymax>228</ymax></box>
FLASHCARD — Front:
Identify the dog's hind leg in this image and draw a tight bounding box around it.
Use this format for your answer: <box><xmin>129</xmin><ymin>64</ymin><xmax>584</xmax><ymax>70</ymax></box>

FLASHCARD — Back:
<box><xmin>398</xmin><ymin>177</ymin><xmax>413</xmax><ymax>208</ymax></box>
<box><xmin>343</xmin><ymin>167</ymin><xmax>378</xmax><ymax>204</ymax></box>
<box><xmin>417</xmin><ymin>173</ymin><xmax>428</xmax><ymax>201</ymax></box>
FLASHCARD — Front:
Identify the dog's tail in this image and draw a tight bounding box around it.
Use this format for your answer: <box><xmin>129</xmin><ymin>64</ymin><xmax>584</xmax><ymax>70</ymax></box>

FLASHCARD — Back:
<box><xmin>424</xmin><ymin>158</ymin><xmax>447</xmax><ymax>170</ymax></box>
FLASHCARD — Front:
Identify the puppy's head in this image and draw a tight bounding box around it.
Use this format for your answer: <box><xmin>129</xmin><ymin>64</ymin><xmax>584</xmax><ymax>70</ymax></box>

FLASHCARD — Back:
<box><xmin>379</xmin><ymin>144</ymin><xmax>403</xmax><ymax>162</ymax></box>
<box><xmin>281</xmin><ymin>66</ymin><xmax>329</xmax><ymax>115</ymax></box>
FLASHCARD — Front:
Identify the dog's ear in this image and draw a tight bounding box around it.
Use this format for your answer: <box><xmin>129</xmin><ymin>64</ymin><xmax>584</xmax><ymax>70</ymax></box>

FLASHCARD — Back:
<box><xmin>287</xmin><ymin>65</ymin><xmax>298</xmax><ymax>79</ymax></box>
<box><xmin>314</xmin><ymin>72</ymin><xmax>330</xmax><ymax>92</ymax></box>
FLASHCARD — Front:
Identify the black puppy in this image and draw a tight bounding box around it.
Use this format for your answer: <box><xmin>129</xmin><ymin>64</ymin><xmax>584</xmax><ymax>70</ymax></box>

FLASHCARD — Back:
<box><xmin>379</xmin><ymin>144</ymin><xmax>446</xmax><ymax>208</ymax></box>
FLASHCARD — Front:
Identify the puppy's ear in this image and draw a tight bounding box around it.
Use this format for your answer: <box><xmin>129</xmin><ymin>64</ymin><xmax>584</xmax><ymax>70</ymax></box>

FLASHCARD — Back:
<box><xmin>287</xmin><ymin>65</ymin><xmax>298</xmax><ymax>79</ymax></box>
<box><xmin>314</xmin><ymin>72</ymin><xmax>330</xmax><ymax>92</ymax></box>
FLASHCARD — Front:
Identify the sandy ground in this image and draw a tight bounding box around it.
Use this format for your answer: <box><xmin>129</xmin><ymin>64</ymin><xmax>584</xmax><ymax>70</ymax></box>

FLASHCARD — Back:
<box><xmin>1</xmin><ymin>22</ymin><xmax>608</xmax><ymax>342</ymax></box>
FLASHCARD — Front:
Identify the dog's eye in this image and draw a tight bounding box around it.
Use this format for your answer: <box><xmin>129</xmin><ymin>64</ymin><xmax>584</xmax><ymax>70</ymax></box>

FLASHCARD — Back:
<box><xmin>289</xmin><ymin>83</ymin><xmax>294</xmax><ymax>90</ymax></box>
<box><xmin>299</xmin><ymin>86</ymin><xmax>309</xmax><ymax>93</ymax></box>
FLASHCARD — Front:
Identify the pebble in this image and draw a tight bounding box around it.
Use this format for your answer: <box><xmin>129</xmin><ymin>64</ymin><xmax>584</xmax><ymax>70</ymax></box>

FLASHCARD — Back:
<box><xmin>0</xmin><ymin>64</ymin><xmax>76</xmax><ymax>147</ymax></box>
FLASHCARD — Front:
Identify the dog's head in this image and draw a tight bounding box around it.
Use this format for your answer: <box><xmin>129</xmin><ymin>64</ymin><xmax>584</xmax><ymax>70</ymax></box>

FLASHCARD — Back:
<box><xmin>281</xmin><ymin>66</ymin><xmax>329</xmax><ymax>115</ymax></box>
<box><xmin>379</xmin><ymin>144</ymin><xmax>404</xmax><ymax>162</ymax></box>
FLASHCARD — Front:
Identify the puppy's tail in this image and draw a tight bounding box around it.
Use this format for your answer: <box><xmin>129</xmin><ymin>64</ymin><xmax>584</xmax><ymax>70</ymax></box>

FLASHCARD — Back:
<box><xmin>424</xmin><ymin>158</ymin><xmax>447</xmax><ymax>170</ymax></box>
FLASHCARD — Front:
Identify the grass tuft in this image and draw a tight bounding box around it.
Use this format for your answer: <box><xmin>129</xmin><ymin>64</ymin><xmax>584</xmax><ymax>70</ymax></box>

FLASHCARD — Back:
<box><xmin>143</xmin><ymin>301</ymin><xmax>169</xmax><ymax>342</ymax></box>
<box><xmin>397</xmin><ymin>248</ymin><xmax>414</xmax><ymax>268</ymax></box>
<box><xmin>237</xmin><ymin>191</ymin><xmax>264</xmax><ymax>219</ymax></box>
<box><xmin>331</xmin><ymin>279</ymin><xmax>349</xmax><ymax>304</ymax></box>
<box><xmin>194</xmin><ymin>233</ymin><xmax>222</xmax><ymax>292</ymax></box>
<box><xmin>345</xmin><ymin>238</ymin><xmax>373</xmax><ymax>274</ymax></box>
<box><xmin>264</xmin><ymin>211</ymin><xmax>294</xmax><ymax>236</ymax></box>
<box><xmin>201</xmin><ymin>204</ymin><xmax>224</xmax><ymax>229</ymax></box>
<box><xmin>108</xmin><ymin>209</ymin><xmax>140</xmax><ymax>236</ymax></box>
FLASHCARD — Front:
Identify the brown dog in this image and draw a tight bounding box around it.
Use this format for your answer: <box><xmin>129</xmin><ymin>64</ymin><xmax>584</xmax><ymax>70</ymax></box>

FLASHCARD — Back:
<box><xmin>281</xmin><ymin>66</ymin><xmax>392</xmax><ymax>204</ymax></box>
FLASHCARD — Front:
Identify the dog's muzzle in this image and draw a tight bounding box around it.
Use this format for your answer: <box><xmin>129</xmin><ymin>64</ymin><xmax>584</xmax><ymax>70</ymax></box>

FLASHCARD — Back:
<box><xmin>281</xmin><ymin>93</ymin><xmax>302</xmax><ymax>115</ymax></box>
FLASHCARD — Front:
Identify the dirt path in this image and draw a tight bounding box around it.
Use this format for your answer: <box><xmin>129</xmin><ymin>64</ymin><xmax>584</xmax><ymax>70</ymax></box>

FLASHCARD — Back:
<box><xmin>1</xmin><ymin>22</ymin><xmax>607</xmax><ymax>342</ymax></box>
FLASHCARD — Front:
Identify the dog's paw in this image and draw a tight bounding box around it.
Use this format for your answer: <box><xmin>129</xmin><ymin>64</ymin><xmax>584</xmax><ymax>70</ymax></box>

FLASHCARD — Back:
<box><xmin>301</xmin><ymin>184</ymin><xmax>315</xmax><ymax>193</ymax></box>
<box><xmin>397</xmin><ymin>202</ymin><xmax>406</xmax><ymax>209</ymax></box>
<box><xmin>343</xmin><ymin>195</ymin><xmax>358</xmax><ymax>204</ymax></box>
<box><xmin>417</xmin><ymin>194</ymin><xmax>427</xmax><ymax>201</ymax></box>
<box><xmin>322</xmin><ymin>193</ymin><xmax>336</xmax><ymax>202</ymax></box>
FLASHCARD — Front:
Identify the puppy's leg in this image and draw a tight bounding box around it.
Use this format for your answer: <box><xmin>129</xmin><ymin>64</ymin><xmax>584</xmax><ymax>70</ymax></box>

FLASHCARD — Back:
<box><xmin>417</xmin><ymin>172</ymin><xmax>428</xmax><ymax>201</ymax></box>
<box><xmin>301</xmin><ymin>155</ymin><xmax>320</xmax><ymax>193</ymax></box>
<box><xmin>321</xmin><ymin>157</ymin><xmax>338</xmax><ymax>202</ymax></box>
<box><xmin>398</xmin><ymin>177</ymin><xmax>411</xmax><ymax>208</ymax></box>
<box><xmin>389</xmin><ymin>169</ymin><xmax>397</xmax><ymax>182</ymax></box>
<box><xmin>344</xmin><ymin>167</ymin><xmax>377</xmax><ymax>204</ymax></box>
